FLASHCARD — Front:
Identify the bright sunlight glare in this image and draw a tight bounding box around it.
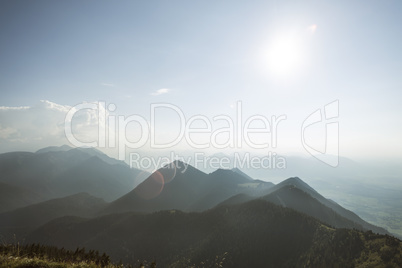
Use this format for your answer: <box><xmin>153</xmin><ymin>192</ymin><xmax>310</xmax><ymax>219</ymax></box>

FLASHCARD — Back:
<box><xmin>265</xmin><ymin>34</ymin><xmax>306</xmax><ymax>76</ymax></box>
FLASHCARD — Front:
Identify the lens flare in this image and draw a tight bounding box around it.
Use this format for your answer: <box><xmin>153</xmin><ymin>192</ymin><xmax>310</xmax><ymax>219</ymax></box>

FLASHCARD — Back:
<box><xmin>134</xmin><ymin>171</ymin><xmax>164</xmax><ymax>200</ymax></box>
<box><xmin>160</xmin><ymin>162</ymin><xmax>177</xmax><ymax>184</ymax></box>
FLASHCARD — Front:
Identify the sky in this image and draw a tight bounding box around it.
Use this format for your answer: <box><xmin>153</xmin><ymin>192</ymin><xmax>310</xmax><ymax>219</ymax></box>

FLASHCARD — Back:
<box><xmin>0</xmin><ymin>0</ymin><xmax>402</xmax><ymax>166</ymax></box>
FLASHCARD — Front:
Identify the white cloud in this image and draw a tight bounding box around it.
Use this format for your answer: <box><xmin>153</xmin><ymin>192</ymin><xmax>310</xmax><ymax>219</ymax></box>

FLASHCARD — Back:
<box><xmin>0</xmin><ymin>125</ymin><xmax>18</xmax><ymax>139</ymax></box>
<box><xmin>100</xmin><ymin>83</ymin><xmax>116</xmax><ymax>87</ymax></box>
<box><xmin>0</xmin><ymin>105</ymin><xmax>30</xmax><ymax>111</ymax></box>
<box><xmin>151</xmin><ymin>88</ymin><xmax>170</xmax><ymax>96</ymax></box>
<box><xmin>0</xmin><ymin>100</ymin><xmax>108</xmax><ymax>153</ymax></box>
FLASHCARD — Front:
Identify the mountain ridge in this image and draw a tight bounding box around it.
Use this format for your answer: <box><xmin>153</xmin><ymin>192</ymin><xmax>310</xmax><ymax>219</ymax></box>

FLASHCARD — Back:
<box><xmin>0</xmin><ymin>192</ymin><xmax>106</xmax><ymax>240</ymax></box>
<box><xmin>0</xmin><ymin>148</ymin><xmax>148</xmax><ymax>206</ymax></box>
<box><xmin>25</xmin><ymin>198</ymin><xmax>402</xmax><ymax>267</ymax></box>
<box><xmin>103</xmin><ymin>161</ymin><xmax>275</xmax><ymax>214</ymax></box>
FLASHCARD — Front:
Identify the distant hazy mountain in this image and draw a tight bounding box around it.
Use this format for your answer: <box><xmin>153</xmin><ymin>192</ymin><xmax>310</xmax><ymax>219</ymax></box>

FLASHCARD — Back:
<box><xmin>0</xmin><ymin>192</ymin><xmax>106</xmax><ymax>240</ymax></box>
<box><xmin>262</xmin><ymin>177</ymin><xmax>389</xmax><ymax>234</ymax></box>
<box><xmin>231</xmin><ymin>167</ymin><xmax>254</xmax><ymax>181</ymax></box>
<box><xmin>0</xmin><ymin>182</ymin><xmax>44</xmax><ymax>213</ymax></box>
<box><xmin>188</xmin><ymin>168</ymin><xmax>274</xmax><ymax>211</ymax></box>
<box><xmin>103</xmin><ymin>161</ymin><xmax>210</xmax><ymax>214</ymax></box>
<box><xmin>35</xmin><ymin>145</ymin><xmax>73</xmax><ymax>154</ymax></box>
<box><xmin>0</xmin><ymin>148</ymin><xmax>389</xmax><ymax>238</ymax></box>
<box><xmin>105</xmin><ymin>160</ymin><xmax>388</xmax><ymax>236</ymax></box>
<box><xmin>103</xmin><ymin>161</ymin><xmax>274</xmax><ymax>214</ymax></box>
<box><xmin>262</xmin><ymin>184</ymin><xmax>362</xmax><ymax>229</ymax></box>
<box><xmin>26</xmin><ymin>199</ymin><xmax>402</xmax><ymax>267</ymax></box>
<box><xmin>0</xmin><ymin>154</ymin><xmax>399</xmax><ymax>266</ymax></box>
<box><xmin>103</xmin><ymin>161</ymin><xmax>379</xmax><ymax>232</ymax></box>
<box><xmin>0</xmin><ymin>146</ymin><xmax>148</xmax><ymax>203</ymax></box>
<box><xmin>196</xmin><ymin>153</ymin><xmax>380</xmax><ymax>183</ymax></box>
<box><xmin>37</xmin><ymin>145</ymin><xmax>127</xmax><ymax>166</ymax></box>
<box><xmin>218</xmin><ymin>176</ymin><xmax>389</xmax><ymax>235</ymax></box>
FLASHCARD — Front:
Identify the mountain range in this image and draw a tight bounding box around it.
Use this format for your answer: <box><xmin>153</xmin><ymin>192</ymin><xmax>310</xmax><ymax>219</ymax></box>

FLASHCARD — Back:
<box><xmin>99</xmin><ymin>160</ymin><xmax>388</xmax><ymax>235</ymax></box>
<box><xmin>0</xmin><ymin>146</ymin><xmax>400</xmax><ymax>267</ymax></box>
<box><xmin>102</xmin><ymin>161</ymin><xmax>274</xmax><ymax>214</ymax></box>
<box><xmin>23</xmin><ymin>200</ymin><xmax>402</xmax><ymax>267</ymax></box>
<box><xmin>0</xmin><ymin>145</ymin><xmax>148</xmax><ymax>212</ymax></box>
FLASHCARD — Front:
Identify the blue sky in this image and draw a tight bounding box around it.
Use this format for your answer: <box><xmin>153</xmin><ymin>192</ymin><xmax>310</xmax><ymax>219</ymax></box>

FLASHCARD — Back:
<box><xmin>0</xmin><ymin>0</ymin><xmax>402</xmax><ymax>163</ymax></box>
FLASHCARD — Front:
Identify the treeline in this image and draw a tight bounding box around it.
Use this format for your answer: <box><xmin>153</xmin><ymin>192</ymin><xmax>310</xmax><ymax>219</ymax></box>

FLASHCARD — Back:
<box><xmin>0</xmin><ymin>243</ymin><xmax>111</xmax><ymax>266</ymax></box>
<box><xmin>0</xmin><ymin>243</ymin><xmax>158</xmax><ymax>268</ymax></box>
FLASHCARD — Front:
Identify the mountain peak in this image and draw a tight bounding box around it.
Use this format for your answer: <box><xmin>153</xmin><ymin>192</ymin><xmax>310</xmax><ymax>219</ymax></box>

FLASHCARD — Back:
<box><xmin>281</xmin><ymin>177</ymin><xmax>306</xmax><ymax>186</ymax></box>
<box><xmin>69</xmin><ymin>147</ymin><xmax>127</xmax><ymax>167</ymax></box>
<box><xmin>231</xmin><ymin>167</ymin><xmax>254</xmax><ymax>181</ymax></box>
<box><xmin>172</xmin><ymin>160</ymin><xmax>185</xmax><ymax>165</ymax></box>
<box><xmin>171</xmin><ymin>160</ymin><xmax>187</xmax><ymax>168</ymax></box>
<box><xmin>285</xmin><ymin>176</ymin><xmax>303</xmax><ymax>183</ymax></box>
<box><xmin>36</xmin><ymin>145</ymin><xmax>73</xmax><ymax>154</ymax></box>
<box><xmin>71</xmin><ymin>147</ymin><xmax>105</xmax><ymax>155</ymax></box>
<box><xmin>208</xmin><ymin>168</ymin><xmax>251</xmax><ymax>184</ymax></box>
<box><xmin>210</xmin><ymin>168</ymin><xmax>231</xmax><ymax>174</ymax></box>
<box><xmin>159</xmin><ymin>160</ymin><xmax>201</xmax><ymax>175</ymax></box>
<box><xmin>276</xmin><ymin>177</ymin><xmax>318</xmax><ymax>195</ymax></box>
<box><xmin>210</xmin><ymin>168</ymin><xmax>245</xmax><ymax>178</ymax></box>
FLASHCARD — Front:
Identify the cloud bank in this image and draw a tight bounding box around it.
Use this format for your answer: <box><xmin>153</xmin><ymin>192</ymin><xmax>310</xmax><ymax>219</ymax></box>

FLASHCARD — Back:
<box><xmin>0</xmin><ymin>100</ymin><xmax>106</xmax><ymax>153</ymax></box>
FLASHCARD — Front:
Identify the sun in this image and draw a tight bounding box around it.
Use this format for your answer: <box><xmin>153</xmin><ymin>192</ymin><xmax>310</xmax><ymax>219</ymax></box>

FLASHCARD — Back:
<box><xmin>265</xmin><ymin>34</ymin><xmax>305</xmax><ymax>76</ymax></box>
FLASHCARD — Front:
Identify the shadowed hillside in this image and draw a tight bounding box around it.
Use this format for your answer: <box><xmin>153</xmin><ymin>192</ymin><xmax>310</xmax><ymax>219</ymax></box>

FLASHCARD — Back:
<box><xmin>0</xmin><ymin>192</ymin><xmax>106</xmax><ymax>240</ymax></box>
<box><xmin>26</xmin><ymin>199</ymin><xmax>402</xmax><ymax>267</ymax></box>
<box><xmin>0</xmin><ymin>146</ymin><xmax>148</xmax><ymax>207</ymax></box>
<box><xmin>103</xmin><ymin>161</ymin><xmax>274</xmax><ymax>214</ymax></box>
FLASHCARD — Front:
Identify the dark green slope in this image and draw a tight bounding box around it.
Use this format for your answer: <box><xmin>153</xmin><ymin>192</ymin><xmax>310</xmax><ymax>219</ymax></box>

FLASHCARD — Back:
<box><xmin>262</xmin><ymin>184</ymin><xmax>362</xmax><ymax>229</ymax></box>
<box><xmin>0</xmin><ymin>182</ymin><xmax>43</xmax><ymax>213</ymax></box>
<box><xmin>26</xmin><ymin>199</ymin><xmax>402</xmax><ymax>267</ymax></box>
<box><xmin>0</xmin><ymin>192</ymin><xmax>106</xmax><ymax>240</ymax></box>
<box><xmin>26</xmin><ymin>200</ymin><xmax>323</xmax><ymax>266</ymax></box>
